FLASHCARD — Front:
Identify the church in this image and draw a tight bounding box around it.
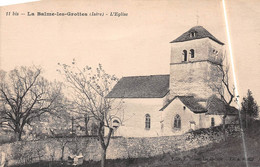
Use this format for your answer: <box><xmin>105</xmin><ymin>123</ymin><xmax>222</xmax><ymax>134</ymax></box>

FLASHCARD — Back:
<box><xmin>106</xmin><ymin>26</ymin><xmax>238</xmax><ymax>137</ymax></box>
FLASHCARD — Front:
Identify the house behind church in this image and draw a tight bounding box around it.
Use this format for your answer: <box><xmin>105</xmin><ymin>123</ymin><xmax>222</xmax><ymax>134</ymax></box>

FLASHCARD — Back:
<box><xmin>106</xmin><ymin>26</ymin><xmax>238</xmax><ymax>137</ymax></box>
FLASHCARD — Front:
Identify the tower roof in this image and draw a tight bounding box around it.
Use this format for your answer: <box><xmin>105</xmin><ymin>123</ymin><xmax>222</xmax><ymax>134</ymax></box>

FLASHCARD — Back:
<box><xmin>170</xmin><ymin>26</ymin><xmax>224</xmax><ymax>45</ymax></box>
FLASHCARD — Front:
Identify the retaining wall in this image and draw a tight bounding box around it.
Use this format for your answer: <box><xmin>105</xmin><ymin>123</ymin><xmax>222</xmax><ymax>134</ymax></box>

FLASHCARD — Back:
<box><xmin>0</xmin><ymin>125</ymin><xmax>239</xmax><ymax>166</ymax></box>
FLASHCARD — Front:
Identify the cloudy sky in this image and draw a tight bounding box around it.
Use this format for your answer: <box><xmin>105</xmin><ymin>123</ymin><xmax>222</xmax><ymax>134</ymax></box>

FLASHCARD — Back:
<box><xmin>0</xmin><ymin>0</ymin><xmax>259</xmax><ymax>104</ymax></box>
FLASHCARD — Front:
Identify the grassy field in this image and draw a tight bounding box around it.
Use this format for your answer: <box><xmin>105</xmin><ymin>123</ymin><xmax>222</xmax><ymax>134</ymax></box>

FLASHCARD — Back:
<box><xmin>11</xmin><ymin>121</ymin><xmax>260</xmax><ymax>167</ymax></box>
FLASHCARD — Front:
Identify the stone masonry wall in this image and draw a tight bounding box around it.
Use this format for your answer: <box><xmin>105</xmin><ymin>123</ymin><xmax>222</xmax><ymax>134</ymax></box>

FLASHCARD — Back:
<box><xmin>169</xmin><ymin>38</ymin><xmax>224</xmax><ymax>100</ymax></box>
<box><xmin>0</xmin><ymin>125</ymin><xmax>239</xmax><ymax>166</ymax></box>
<box><xmin>169</xmin><ymin>61</ymin><xmax>222</xmax><ymax>99</ymax></box>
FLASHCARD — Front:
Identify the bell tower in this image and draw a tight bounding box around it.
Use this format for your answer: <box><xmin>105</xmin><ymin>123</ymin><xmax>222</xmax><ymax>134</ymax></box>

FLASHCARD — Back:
<box><xmin>169</xmin><ymin>26</ymin><xmax>225</xmax><ymax>100</ymax></box>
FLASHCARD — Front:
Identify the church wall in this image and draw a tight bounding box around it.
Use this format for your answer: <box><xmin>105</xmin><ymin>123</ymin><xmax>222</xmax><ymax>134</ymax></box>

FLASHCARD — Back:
<box><xmin>161</xmin><ymin>98</ymin><xmax>226</xmax><ymax>136</ymax></box>
<box><xmin>169</xmin><ymin>38</ymin><xmax>224</xmax><ymax>99</ymax></box>
<box><xmin>203</xmin><ymin>114</ymin><xmax>238</xmax><ymax>127</ymax></box>
<box><xmin>207</xmin><ymin>39</ymin><xmax>224</xmax><ymax>64</ymax></box>
<box><xmin>105</xmin><ymin>98</ymin><xmax>163</xmax><ymax>137</ymax></box>
<box><xmin>169</xmin><ymin>61</ymin><xmax>222</xmax><ymax>99</ymax></box>
<box><xmin>162</xmin><ymin>98</ymin><xmax>203</xmax><ymax>136</ymax></box>
<box><xmin>170</xmin><ymin>38</ymin><xmax>209</xmax><ymax>64</ymax></box>
<box><xmin>170</xmin><ymin>38</ymin><xmax>223</xmax><ymax>64</ymax></box>
<box><xmin>200</xmin><ymin>114</ymin><xmax>223</xmax><ymax>128</ymax></box>
<box><xmin>105</xmin><ymin>97</ymin><xmax>237</xmax><ymax>138</ymax></box>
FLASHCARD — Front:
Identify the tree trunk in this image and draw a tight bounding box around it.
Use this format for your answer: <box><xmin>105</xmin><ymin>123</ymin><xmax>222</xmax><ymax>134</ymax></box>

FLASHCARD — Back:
<box><xmin>14</xmin><ymin>130</ymin><xmax>22</xmax><ymax>141</ymax></box>
<box><xmin>61</xmin><ymin>146</ymin><xmax>65</xmax><ymax>161</ymax></box>
<box><xmin>245</xmin><ymin>112</ymin><xmax>247</xmax><ymax>129</ymax></box>
<box><xmin>223</xmin><ymin>116</ymin><xmax>226</xmax><ymax>141</ymax></box>
<box><xmin>16</xmin><ymin>124</ymin><xmax>26</xmax><ymax>141</ymax></box>
<box><xmin>101</xmin><ymin>148</ymin><xmax>107</xmax><ymax>167</ymax></box>
<box><xmin>18</xmin><ymin>131</ymin><xmax>23</xmax><ymax>141</ymax></box>
<box><xmin>84</xmin><ymin>117</ymin><xmax>89</xmax><ymax>136</ymax></box>
<box><xmin>14</xmin><ymin>132</ymin><xmax>19</xmax><ymax>141</ymax></box>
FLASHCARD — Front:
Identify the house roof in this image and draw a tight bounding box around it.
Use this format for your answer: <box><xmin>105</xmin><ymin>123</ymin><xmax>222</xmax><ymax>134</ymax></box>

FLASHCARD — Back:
<box><xmin>160</xmin><ymin>95</ymin><xmax>238</xmax><ymax>115</ymax></box>
<box><xmin>206</xmin><ymin>95</ymin><xmax>238</xmax><ymax>115</ymax></box>
<box><xmin>170</xmin><ymin>26</ymin><xmax>224</xmax><ymax>45</ymax></box>
<box><xmin>106</xmin><ymin>74</ymin><xmax>170</xmax><ymax>98</ymax></box>
<box><xmin>179</xmin><ymin>96</ymin><xmax>207</xmax><ymax>113</ymax></box>
<box><xmin>160</xmin><ymin>96</ymin><xmax>207</xmax><ymax>113</ymax></box>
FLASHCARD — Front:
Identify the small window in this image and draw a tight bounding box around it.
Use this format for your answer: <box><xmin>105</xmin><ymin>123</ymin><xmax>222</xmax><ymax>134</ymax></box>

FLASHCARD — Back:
<box><xmin>211</xmin><ymin>117</ymin><xmax>215</xmax><ymax>127</ymax></box>
<box><xmin>190</xmin><ymin>32</ymin><xmax>196</xmax><ymax>38</ymax></box>
<box><xmin>173</xmin><ymin>114</ymin><xmax>181</xmax><ymax>129</ymax></box>
<box><xmin>213</xmin><ymin>49</ymin><xmax>219</xmax><ymax>54</ymax></box>
<box><xmin>190</xmin><ymin>49</ymin><xmax>195</xmax><ymax>58</ymax></box>
<box><xmin>190</xmin><ymin>121</ymin><xmax>196</xmax><ymax>130</ymax></box>
<box><xmin>145</xmin><ymin>114</ymin><xmax>151</xmax><ymax>130</ymax></box>
<box><xmin>183</xmin><ymin>50</ymin><xmax>187</xmax><ymax>62</ymax></box>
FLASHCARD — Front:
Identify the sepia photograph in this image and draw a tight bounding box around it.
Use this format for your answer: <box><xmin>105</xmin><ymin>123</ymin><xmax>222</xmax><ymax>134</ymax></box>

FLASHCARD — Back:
<box><xmin>0</xmin><ymin>0</ymin><xmax>260</xmax><ymax>166</ymax></box>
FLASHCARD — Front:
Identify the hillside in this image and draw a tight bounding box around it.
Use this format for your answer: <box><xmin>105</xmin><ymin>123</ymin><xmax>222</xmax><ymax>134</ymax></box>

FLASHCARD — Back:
<box><xmin>11</xmin><ymin>121</ymin><xmax>260</xmax><ymax>167</ymax></box>
<box><xmin>95</xmin><ymin>120</ymin><xmax>260</xmax><ymax>167</ymax></box>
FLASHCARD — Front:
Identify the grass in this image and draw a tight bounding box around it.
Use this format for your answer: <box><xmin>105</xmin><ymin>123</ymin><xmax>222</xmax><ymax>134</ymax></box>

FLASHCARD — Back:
<box><xmin>11</xmin><ymin>121</ymin><xmax>260</xmax><ymax>167</ymax></box>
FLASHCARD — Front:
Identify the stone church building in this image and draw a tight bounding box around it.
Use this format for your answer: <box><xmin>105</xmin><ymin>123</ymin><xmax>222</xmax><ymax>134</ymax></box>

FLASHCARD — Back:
<box><xmin>106</xmin><ymin>26</ymin><xmax>237</xmax><ymax>137</ymax></box>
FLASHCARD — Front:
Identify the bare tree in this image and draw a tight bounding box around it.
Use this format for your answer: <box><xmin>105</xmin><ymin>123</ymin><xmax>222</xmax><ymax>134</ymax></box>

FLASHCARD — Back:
<box><xmin>0</xmin><ymin>66</ymin><xmax>64</xmax><ymax>141</ymax></box>
<box><xmin>84</xmin><ymin>114</ymin><xmax>90</xmax><ymax>136</ymax></box>
<box><xmin>58</xmin><ymin>61</ymin><xmax>123</xmax><ymax>167</ymax></box>
<box><xmin>210</xmin><ymin>55</ymin><xmax>235</xmax><ymax>140</ymax></box>
<box><xmin>57</xmin><ymin>137</ymin><xmax>70</xmax><ymax>161</ymax></box>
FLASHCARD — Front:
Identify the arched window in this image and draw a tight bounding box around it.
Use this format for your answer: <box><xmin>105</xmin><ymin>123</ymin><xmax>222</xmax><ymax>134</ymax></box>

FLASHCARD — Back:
<box><xmin>111</xmin><ymin>119</ymin><xmax>120</xmax><ymax>136</ymax></box>
<box><xmin>183</xmin><ymin>50</ymin><xmax>187</xmax><ymax>62</ymax></box>
<box><xmin>211</xmin><ymin>117</ymin><xmax>215</xmax><ymax>127</ymax></box>
<box><xmin>174</xmin><ymin>114</ymin><xmax>181</xmax><ymax>129</ymax></box>
<box><xmin>190</xmin><ymin>49</ymin><xmax>195</xmax><ymax>58</ymax></box>
<box><xmin>112</xmin><ymin>119</ymin><xmax>120</xmax><ymax>129</ymax></box>
<box><xmin>145</xmin><ymin>114</ymin><xmax>151</xmax><ymax>130</ymax></box>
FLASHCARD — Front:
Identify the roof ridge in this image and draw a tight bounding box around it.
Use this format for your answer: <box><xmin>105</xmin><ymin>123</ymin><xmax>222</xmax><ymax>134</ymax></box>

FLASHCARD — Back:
<box><xmin>122</xmin><ymin>74</ymin><xmax>170</xmax><ymax>78</ymax></box>
<box><xmin>189</xmin><ymin>25</ymin><xmax>203</xmax><ymax>29</ymax></box>
<box><xmin>176</xmin><ymin>95</ymin><xmax>194</xmax><ymax>97</ymax></box>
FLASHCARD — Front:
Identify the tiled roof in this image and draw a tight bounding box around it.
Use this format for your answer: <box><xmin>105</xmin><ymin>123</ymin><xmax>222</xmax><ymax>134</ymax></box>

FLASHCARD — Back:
<box><xmin>170</xmin><ymin>26</ymin><xmax>224</xmax><ymax>45</ymax></box>
<box><xmin>179</xmin><ymin>96</ymin><xmax>207</xmax><ymax>113</ymax></box>
<box><xmin>160</xmin><ymin>96</ymin><xmax>207</xmax><ymax>113</ymax></box>
<box><xmin>106</xmin><ymin>75</ymin><xmax>169</xmax><ymax>98</ymax></box>
<box><xmin>206</xmin><ymin>95</ymin><xmax>238</xmax><ymax>115</ymax></box>
<box><xmin>160</xmin><ymin>95</ymin><xmax>238</xmax><ymax>115</ymax></box>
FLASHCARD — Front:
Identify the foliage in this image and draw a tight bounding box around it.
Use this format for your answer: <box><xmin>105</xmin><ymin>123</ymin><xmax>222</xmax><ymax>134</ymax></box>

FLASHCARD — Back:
<box><xmin>241</xmin><ymin>89</ymin><xmax>259</xmax><ymax>118</ymax></box>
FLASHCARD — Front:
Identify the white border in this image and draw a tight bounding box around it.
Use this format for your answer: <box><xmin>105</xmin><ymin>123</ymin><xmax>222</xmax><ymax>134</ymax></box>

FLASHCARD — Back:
<box><xmin>0</xmin><ymin>0</ymin><xmax>40</xmax><ymax>6</ymax></box>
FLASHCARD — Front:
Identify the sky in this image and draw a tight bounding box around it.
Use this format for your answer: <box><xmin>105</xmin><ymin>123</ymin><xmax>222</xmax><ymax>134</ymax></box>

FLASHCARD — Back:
<box><xmin>0</xmin><ymin>0</ymin><xmax>259</xmax><ymax>104</ymax></box>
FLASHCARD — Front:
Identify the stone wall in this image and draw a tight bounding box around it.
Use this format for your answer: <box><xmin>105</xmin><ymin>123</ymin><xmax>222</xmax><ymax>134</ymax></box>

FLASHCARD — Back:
<box><xmin>0</xmin><ymin>125</ymin><xmax>239</xmax><ymax>166</ymax></box>
<box><xmin>169</xmin><ymin>61</ymin><xmax>222</xmax><ymax>99</ymax></box>
<box><xmin>170</xmin><ymin>38</ymin><xmax>224</xmax><ymax>66</ymax></box>
<box><xmin>169</xmin><ymin>37</ymin><xmax>224</xmax><ymax>100</ymax></box>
